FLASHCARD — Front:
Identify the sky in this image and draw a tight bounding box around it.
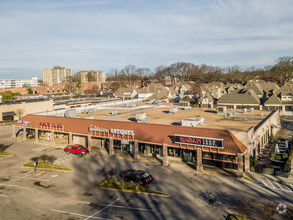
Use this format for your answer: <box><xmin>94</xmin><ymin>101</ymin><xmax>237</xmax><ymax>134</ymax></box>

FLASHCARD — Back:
<box><xmin>0</xmin><ymin>0</ymin><xmax>293</xmax><ymax>79</ymax></box>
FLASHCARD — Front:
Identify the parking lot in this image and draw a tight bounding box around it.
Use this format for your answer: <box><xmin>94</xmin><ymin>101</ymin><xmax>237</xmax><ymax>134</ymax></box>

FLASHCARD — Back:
<box><xmin>1</xmin><ymin>125</ymin><xmax>293</xmax><ymax>219</ymax></box>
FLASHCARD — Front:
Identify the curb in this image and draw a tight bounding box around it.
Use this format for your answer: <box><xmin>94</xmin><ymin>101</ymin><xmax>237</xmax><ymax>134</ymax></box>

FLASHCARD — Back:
<box><xmin>96</xmin><ymin>186</ymin><xmax>171</xmax><ymax>197</ymax></box>
<box><xmin>21</xmin><ymin>165</ymin><xmax>73</xmax><ymax>172</ymax></box>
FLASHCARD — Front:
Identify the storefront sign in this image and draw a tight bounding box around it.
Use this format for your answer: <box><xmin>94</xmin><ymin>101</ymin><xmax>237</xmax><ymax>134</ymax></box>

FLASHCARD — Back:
<box><xmin>40</xmin><ymin>122</ymin><xmax>63</xmax><ymax>128</ymax></box>
<box><xmin>18</xmin><ymin>120</ymin><xmax>31</xmax><ymax>126</ymax></box>
<box><xmin>88</xmin><ymin>125</ymin><xmax>109</xmax><ymax>133</ymax></box>
<box><xmin>89</xmin><ymin>125</ymin><xmax>134</xmax><ymax>136</ymax></box>
<box><xmin>110</xmin><ymin>129</ymin><xmax>134</xmax><ymax>136</ymax></box>
<box><xmin>174</xmin><ymin>134</ymin><xmax>223</xmax><ymax>149</ymax></box>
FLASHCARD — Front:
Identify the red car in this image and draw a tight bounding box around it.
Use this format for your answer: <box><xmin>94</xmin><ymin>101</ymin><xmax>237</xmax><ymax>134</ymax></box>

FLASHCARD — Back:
<box><xmin>64</xmin><ymin>144</ymin><xmax>89</xmax><ymax>157</ymax></box>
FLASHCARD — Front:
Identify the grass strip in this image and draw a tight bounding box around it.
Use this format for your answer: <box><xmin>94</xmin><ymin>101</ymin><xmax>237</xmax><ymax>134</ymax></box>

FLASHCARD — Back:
<box><xmin>23</xmin><ymin>161</ymin><xmax>72</xmax><ymax>171</ymax></box>
<box><xmin>0</xmin><ymin>151</ymin><xmax>12</xmax><ymax>156</ymax></box>
<box><xmin>97</xmin><ymin>180</ymin><xmax>169</xmax><ymax>196</ymax></box>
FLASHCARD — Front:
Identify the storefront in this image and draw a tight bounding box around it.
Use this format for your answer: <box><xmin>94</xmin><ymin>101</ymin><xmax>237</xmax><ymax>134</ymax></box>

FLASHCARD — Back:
<box><xmin>13</xmin><ymin>114</ymin><xmax>249</xmax><ymax>176</ymax></box>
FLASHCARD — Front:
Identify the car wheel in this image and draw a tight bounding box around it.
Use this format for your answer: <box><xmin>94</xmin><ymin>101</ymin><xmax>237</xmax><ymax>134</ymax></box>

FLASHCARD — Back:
<box><xmin>66</xmin><ymin>151</ymin><xmax>70</xmax><ymax>155</ymax></box>
<box><xmin>78</xmin><ymin>153</ymin><xmax>82</xmax><ymax>157</ymax></box>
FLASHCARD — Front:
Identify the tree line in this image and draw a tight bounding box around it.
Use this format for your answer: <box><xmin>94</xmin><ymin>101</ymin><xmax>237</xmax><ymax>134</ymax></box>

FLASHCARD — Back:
<box><xmin>106</xmin><ymin>56</ymin><xmax>293</xmax><ymax>86</ymax></box>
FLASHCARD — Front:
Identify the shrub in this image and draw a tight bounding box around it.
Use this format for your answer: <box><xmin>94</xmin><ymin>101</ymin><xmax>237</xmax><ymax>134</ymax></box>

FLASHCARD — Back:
<box><xmin>284</xmin><ymin>160</ymin><xmax>291</xmax><ymax>172</ymax></box>
<box><xmin>282</xmin><ymin>152</ymin><xmax>288</xmax><ymax>160</ymax></box>
<box><xmin>30</xmin><ymin>156</ymin><xmax>39</xmax><ymax>162</ymax></box>
<box><xmin>270</xmin><ymin>152</ymin><xmax>276</xmax><ymax>158</ymax></box>
<box><xmin>39</xmin><ymin>154</ymin><xmax>49</xmax><ymax>165</ymax></box>
<box><xmin>250</xmin><ymin>156</ymin><xmax>256</xmax><ymax>167</ymax></box>
<box><xmin>270</xmin><ymin>134</ymin><xmax>274</xmax><ymax>140</ymax></box>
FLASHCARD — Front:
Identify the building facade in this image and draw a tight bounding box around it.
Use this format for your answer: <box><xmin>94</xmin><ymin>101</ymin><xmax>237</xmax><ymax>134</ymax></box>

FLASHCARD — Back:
<box><xmin>0</xmin><ymin>77</ymin><xmax>38</xmax><ymax>89</ymax></box>
<box><xmin>76</xmin><ymin>70</ymin><xmax>106</xmax><ymax>83</ymax></box>
<box><xmin>43</xmin><ymin>66</ymin><xmax>72</xmax><ymax>86</ymax></box>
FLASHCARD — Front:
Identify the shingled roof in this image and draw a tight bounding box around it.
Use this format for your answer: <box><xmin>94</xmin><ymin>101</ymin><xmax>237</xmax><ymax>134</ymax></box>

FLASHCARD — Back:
<box><xmin>264</xmin><ymin>94</ymin><xmax>282</xmax><ymax>105</ymax></box>
<box><xmin>21</xmin><ymin>114</ymin><xmax>247</xmax><ymax>155</ymax></box>
<box><xmin>217</xmin><ymin>89</ymin><xmax>260</xmax><ymax>105</ymax></box>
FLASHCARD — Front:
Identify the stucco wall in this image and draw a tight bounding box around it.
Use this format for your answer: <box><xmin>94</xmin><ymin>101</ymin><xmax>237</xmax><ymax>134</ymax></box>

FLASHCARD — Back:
<box><xmin>0</xmin><ymin>99</ymin><xmax>54</xmax><ymax>120</ymax></box>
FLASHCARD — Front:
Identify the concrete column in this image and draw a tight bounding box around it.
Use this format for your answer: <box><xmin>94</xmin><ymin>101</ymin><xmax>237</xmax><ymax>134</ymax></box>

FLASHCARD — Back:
<box><xmin>22</xmin><ymin>126</ymin><xmax>27</xmax><ymax>141</ymax></box>
<box><xmin>87</xmin><ymin>134</ymin><xmax>93</xmax><ymax>152</ymax></box>
<box><xmin>237</xmin><ymin>153</ymin><xmax>244</xmax><ymax>178</ymax></box>
<box><xmin>196</xmin><ymin>148</ymin><xmax>203</xmax><ymax>172</ymax></box>
<box><xmin>244</xmin><ymin>152</ymin><xmax>250</xmax><ymax>172</ymax></box>
<box><xmin>145</xmin><ymin>144</ymin><xmax>150</xmax><ymax>155</ymax></box>
<box><xmin>35</xmin><ymin>128</ymin><xmax>39</xmax><ymax>142</ymax></box>
<box><xmin>163</xmin><ymin>143</ymin><xmax>169</xmax><ymax>166</ymax></box>
<box><xmin>134</xmin><ymin>140</ymin><xmax>140</xmax><ymax>160</ymax></box>
<box><xmin>12</xmin><ymin>124</ymin><xmax>16</xmax><ymax>139</ymax></box>
<box><xmin>51</xmin><ymin>130</ymin><xmax>55</xmax><ymax>143</ymax></box>
<box><xmin>68</xmin><ymin>132</ymin><xmax>73</xmax><ymax>145</ymax></box>
<box><xmin>109</xmin><ymin>137</ymin><xmax>114</xmax><ymax>156</ymax></box>
<box><xmin>87</xmin><ymin>134</ymin><xmax>92</xmax><ymax>147</ymax></box>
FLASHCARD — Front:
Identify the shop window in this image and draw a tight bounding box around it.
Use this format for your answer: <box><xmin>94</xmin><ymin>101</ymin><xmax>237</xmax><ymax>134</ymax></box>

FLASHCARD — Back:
<box><xmin>203</xmin><ymin>152</ymin><xmax>212</xmax><ymax>158</ymax></box>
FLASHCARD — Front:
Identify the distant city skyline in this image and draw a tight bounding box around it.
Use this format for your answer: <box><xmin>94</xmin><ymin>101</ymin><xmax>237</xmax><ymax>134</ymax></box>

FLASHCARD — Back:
<box><xmin>0</xmin><ymin>0</ymin><xmax>292</xmax><ymax>79</ymax></box>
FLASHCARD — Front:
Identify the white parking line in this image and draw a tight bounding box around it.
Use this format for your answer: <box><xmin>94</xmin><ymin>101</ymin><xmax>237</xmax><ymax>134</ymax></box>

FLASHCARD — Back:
<box><xmin>0</xmin><ymin>183</ymin><xmax>31</xmax><ymax>189</ymax></box>
<box><xmin>274</xmin><ymin>180</ymin><xmax>284</xmax><ymax>190</ymax></box>
<box><xmin>281</xmin><ymin>182</ymin><xmax>292</xmax><ymax>192</ymax></box>
<box><xmin>99</xmin><ymin>204</ymin><xmax>154</xmax><ymax>212</ymax></box>
<box><xmin>265</xmin><ymin>178</ymin><xmax>275</xmax><ymax>188</ymax></box>
<box><xmin>51</xmin><ymin>209</ymin><xmax>111</xmax><ymax>220</ymax></box>
<box><xmin>84</xmin><ymin>198</ymin><xmax>120</xmax><ymax>220</ymax></box>
<box><xmin>36</xmin><ymin>171</ymin><xmax>45</xmax><ymax>176</ymax></box>
<box><xmin>0</xmin><ymin>194</ymin><xmax>9</xmax><ymax>197</ymax></box>
<box><xmin>24</xmin><ymin>170</ymin><xmax>33</xmax><ymax>176</ymax></box>
<box><xmin>261</xmin><ymin>179</ymin><xmax>268</xmax><ymax>187</ymax></box>
<box><xmin>20</xmin><ymin>176</ymin><xmax>49</xmax><ymax>182</ymax></box>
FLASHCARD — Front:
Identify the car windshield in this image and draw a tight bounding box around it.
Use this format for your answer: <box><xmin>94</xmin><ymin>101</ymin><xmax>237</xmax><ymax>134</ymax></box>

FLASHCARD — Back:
<box><xmin>77</xmin><ymin>146</ymin><xmax>84</xmax><ymax>150</ymax></box>
<box><xmin>142</xmin><ymin>172</ymin><xmax>150</xmax><ymax>178</ymax></box>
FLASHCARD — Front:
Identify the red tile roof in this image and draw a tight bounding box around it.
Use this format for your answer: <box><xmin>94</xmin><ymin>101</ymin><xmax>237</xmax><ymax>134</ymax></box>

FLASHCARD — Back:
<box><xmin>21</xmin><ymin>114</ymin><xmax>247</xmax><ymax>155</ymax></box>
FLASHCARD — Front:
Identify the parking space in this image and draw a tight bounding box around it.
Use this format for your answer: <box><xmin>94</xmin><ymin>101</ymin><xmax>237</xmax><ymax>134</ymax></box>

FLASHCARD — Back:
<box><xmin>259</xmin><ymin>177</ymin><xmax>293</xmax><ymax>193</ymax></box>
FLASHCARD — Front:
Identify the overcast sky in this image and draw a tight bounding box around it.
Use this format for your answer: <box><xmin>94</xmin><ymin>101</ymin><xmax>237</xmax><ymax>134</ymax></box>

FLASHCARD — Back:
<box><xmin>0</xmin><ymin>0</ymin><xmax>293</xmax><ymax>79</ymax></box>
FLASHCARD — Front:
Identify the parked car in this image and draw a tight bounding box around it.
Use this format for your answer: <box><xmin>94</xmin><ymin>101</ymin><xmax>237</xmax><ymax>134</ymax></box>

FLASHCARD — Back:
<box><xmin>124</xmin><ymin>169</ymin><xmax>153</xmax><ymax>185</ymax></box>
<box><xmin>64</xmin><ymin>144</ymin><xmax>89</xmax><ymax>157</ymax></box>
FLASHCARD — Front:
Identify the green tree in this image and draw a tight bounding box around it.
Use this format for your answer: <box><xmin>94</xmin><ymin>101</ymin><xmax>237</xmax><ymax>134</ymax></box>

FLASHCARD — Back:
<box><xmin>0</xmin><ymin>91</ymin><xmax>19</xmax><ymax>102</ymax></box>
<box><xmin>271</xmin><ymin>56</ymin><xmax>293</xmax><ymax>85</ymax></box>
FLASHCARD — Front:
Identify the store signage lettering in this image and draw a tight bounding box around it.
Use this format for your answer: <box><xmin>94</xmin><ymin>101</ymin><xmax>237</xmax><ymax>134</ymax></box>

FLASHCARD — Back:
<box><xmin>175</xmin><ymin>134</ymin><xmax>223</xmax><ymax>149</ymax></box>
<box><xmin>89</xmin><ymin>125</ymin><xmax>134</xmax><ymax>136</ymax></box>
<box><xmin>18</xmin><ymin>120</ymin><xmax>31</xmax><ymax>126</ymax></box>
<box><xmin>40</xmin><ymin>122</ymin><xmax>63</xmax><ymax>128</ymax></box>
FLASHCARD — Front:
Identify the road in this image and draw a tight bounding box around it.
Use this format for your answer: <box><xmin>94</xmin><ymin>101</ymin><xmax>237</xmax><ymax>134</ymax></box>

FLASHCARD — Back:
<box><xmin>0</xmin><ymin>125</ymin><xmax>292</xmax><ymax>219</ymax></box>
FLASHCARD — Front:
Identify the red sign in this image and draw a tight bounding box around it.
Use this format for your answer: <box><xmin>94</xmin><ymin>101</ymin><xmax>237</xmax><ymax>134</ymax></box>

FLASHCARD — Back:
<box><xmin>40</xmin><ymin>122</ymin><xmax>63</xmax><ymax>128</ymax></box>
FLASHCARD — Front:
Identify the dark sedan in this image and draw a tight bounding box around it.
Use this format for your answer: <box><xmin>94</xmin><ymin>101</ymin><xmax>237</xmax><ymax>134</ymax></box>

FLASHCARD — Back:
<box><xmin>124</xmin><ymin>169</ymin><xmax>153</xmax><ymax>185</ymax></box>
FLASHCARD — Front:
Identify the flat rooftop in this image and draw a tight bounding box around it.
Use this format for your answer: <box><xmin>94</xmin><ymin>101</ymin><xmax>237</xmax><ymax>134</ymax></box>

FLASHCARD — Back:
<box><xmin>75</xmin><ymin>103</ymin><xmax>271</xmax><ymax>131</ymax></box>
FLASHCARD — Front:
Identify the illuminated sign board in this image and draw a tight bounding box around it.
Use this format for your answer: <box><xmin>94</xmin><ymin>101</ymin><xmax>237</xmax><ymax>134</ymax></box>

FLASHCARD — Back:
<box><xmin>89</xmin><ymin>125</ymin><xmax>134</xmax><ymax>136</ymax></box>
<box><xmin>174</xmin><ymin>134</ymin><xmax>223</xmax><ymax>149</ymax></box>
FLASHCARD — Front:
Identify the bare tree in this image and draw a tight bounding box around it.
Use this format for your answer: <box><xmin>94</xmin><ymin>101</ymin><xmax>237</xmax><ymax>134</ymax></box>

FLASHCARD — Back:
<box><xmin>39</xmin><ymin>154</ymin><xmax>49</xmax><ymax>166</ymax></box>
<box><xmin>15</xmin><ymin>108</ymin><xmax>25</xmax><ymax>120</ymax></box>
<box><xmin>47</xmin><ymin>155</ymin><xmax>57</xmax><ymax>167</ymax></box>
<box><xmin>117</xmin><ymin>170</ymin><xmax>127</xmax><ymax>188</ymax></box>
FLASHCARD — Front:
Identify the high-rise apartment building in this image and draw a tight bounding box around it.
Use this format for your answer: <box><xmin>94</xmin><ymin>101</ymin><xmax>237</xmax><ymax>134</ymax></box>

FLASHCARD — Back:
<box><xmin>0</xmin><ymin>77</ymin><xmax>38</xmax><ymax>89</ymax></box>
<box><xmin>76</xmin><ymin>70</ymin><xmax>106</xmax><ymax>83</ymax></box>
<box><xmin>42</xmin><ymin>66</ymin><xmax>72</xmax><ymax>86</ymax></box>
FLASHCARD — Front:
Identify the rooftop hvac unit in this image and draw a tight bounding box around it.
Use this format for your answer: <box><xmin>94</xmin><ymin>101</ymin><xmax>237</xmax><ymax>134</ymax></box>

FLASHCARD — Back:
<box><xmin>217</xmin><ymin>106</ymin><xmax>227</xmax><ymax>115</ymax></box>
<box><xmin>243</xmin><ymin>108</ymin><xmax>247</xmax><ymax>114</ymax></box>
<box><xmin>111</xmin><ymin>110</ymin><xmax>118</xmax><ymax>115</ymax></box>
<box><xmin>184</xmin><ymin>106</ymin><xmax>192</xmax><ymax>110</ymax></box>
<box><xmin>250</xmin><ymin>107</ymin><xmax>254</xmax><ymax>112</ymax></box>
<box><xmin>64</xmin><ymin>109</ymin><xmax>76</xmax><ymax>118</ymax></box>
<box><xmin>87</xmin><ymin>109</ymin><xmax>95</xmax><ymax>114</ymax></box>
<box><xmin>169</xmin><ymin>106</ymin><xmax>178</xmax><ymax>114</ymax></box>
<box><xmin>136</xmin><ymin>113</ymin><xmax>148</xmax><ymax>123</ymax></box>
<box><xmin>181</xmin><ymin>117</ymin><xmax>204</xmax><ymax>127</ymax></box>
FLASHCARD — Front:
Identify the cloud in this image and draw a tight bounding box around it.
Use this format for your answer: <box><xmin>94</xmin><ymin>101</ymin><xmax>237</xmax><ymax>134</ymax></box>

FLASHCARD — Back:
<box><xmin>0</xmin><ymin>0</ymin><xmax>292</xmax><ymax>78</ymax></box>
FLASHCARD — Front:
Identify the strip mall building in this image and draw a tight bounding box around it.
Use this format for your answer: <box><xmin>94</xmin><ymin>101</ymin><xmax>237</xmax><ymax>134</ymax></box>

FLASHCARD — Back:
<box><xmin>13</xmin><ymin>109</ymin><xmax>280</xmax><ymax>177</ymax></box>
